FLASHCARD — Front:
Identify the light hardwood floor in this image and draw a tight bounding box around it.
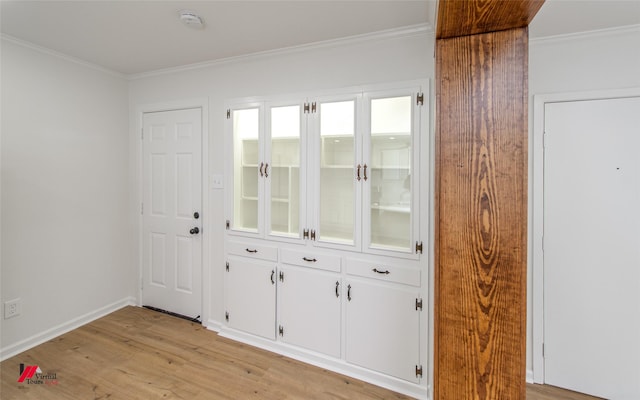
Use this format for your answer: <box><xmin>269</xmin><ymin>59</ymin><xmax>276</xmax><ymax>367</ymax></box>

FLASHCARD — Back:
<box><xmin>0</xmin><ymin>306</ymin><xmax>601</xmax><ymax>399</ymax></box>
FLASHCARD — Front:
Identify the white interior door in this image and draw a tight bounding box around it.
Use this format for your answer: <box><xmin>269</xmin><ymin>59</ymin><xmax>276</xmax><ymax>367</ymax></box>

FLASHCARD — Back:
<box><xmin>543</xmin><ymin>97</ymin><xmax>640</xmax><ymax>399</ymax></box>
<box><xmin>142</xmin><ymin>108</ymin><xmax>202</xmax><ymax>319</ymax></box>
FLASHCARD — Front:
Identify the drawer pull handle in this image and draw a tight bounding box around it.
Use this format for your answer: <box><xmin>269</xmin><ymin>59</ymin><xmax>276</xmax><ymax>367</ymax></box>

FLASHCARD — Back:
<box><xmin>245</xmin><ymin>248</ymin><xmax>258</xmax><ymax>253</ymax></box>
<box><xmin>303</xmin><ymin>257</ymin><xmax>317</xmax><ymax>262</ymax></box>
<box><xmin>373</xmin><ymin>268</ymin><xmax>390</xmax><ymax>275</ymax></box>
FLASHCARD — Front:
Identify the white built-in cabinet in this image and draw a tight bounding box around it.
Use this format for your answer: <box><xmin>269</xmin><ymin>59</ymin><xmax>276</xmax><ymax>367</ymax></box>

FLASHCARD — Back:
<box><xmin>224</xmin><ymin>241</ymin><xmax>278</xmax><ymax>340</ymax></box>
<box><xmin>223</xmin><ymin>81</ymin><xmax>429</xmax><ymax>398</ymax></box>
<box><xmin>278</xmin><ymin>249</ymin><xmax>342</xmax><ymax>358</ymax></box>
<box><xmin>345</xmin><ymin>270</ymin><xmax>422</xmax><ymax>383</ymax></box>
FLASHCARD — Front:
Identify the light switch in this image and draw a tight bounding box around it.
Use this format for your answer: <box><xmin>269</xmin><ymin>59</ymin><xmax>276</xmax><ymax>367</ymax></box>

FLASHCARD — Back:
<box><xmin>212</xmin><ymin>174</ymin><xmax>224</xmax><ymax>189</ymax></box>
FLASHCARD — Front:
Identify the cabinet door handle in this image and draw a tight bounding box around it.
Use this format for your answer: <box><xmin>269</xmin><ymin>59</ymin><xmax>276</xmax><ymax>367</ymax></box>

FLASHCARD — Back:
<box><xmin>302</xmin><ymin>257</ymin><xmax>317</xmax><ymax>262</ymax></box>
<box><xmin>270</xmin><ymin>270</ymin><xmax>275</xmax><ymax>285</ymax></box>
<box><xmin>372</xmin><ymin>268</ymin><xmax>390</xmax><ymax>275</ymax></box>
<box><xmin>363</xmin><ymin>164</ymin><xmax>368</xmax><ymax>181</ymax></box>
<box><xmin>259</xmin><ymin>162</ymin><xmax>264</xmax><ymax>177</ymax></box>
<box><xmin>245</xmin><ymin>248</ymin><xmax>258</xmax><ymax>253</ymax></box>
<box><xmin>335</xmin><ymin>281</ymin><xmax>340</xmax><ymax>298</ymax></box>
<box><xmin>347</xmin><ymin>284</ymin><xmax>352</xmax><ymax>301</ymax></box>
<box><xmin>356</xmin><ymin>164</ymin><xmax>361</xmax><ymax>181</ymax></box>
<box><xmin>264</xmin><ymin>163</ymin><xmax>269</xmax><ymax>178</ymax></box>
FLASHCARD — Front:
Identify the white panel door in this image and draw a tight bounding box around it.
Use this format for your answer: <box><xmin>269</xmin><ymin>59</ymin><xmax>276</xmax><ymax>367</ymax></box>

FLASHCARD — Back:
<box><xmin>544</xmin><ymin>97</ymin><xmax>640</xmax><ymax>399</ymax></box>
<box><xmin>278</xmin><ymin>266</ymin><xmax>341</xmax><ymax>357</ymax></box>
<box><xmin>225</xmin><ymin>256</ymin><xmax>276</xmax><ymax>339</ymax></box>
<box><xmin>142</xmin><ymin>108</ymin><xmax>202</xmax><ymax>319</ymax></box>
<box><xmin>345</xmin><ymin>279</ymin><xmax>420</xmax><ymax>383</ymax></box>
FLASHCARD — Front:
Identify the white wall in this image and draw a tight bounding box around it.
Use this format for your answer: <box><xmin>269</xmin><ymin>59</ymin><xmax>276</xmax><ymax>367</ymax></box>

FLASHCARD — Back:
<box><xmin>0</xmin><ymin>38</ymin><xmax>134</xmax><ymax>358</ymax></box>
<box><xmin>128</xmin><ymin>29</ymin><xmax>435</xmax><ymax>328</ymax></box>
<box><xmin>527</xmin><ymin>25</ymin><xmax>640</xmax><ymax>378</ymax></box>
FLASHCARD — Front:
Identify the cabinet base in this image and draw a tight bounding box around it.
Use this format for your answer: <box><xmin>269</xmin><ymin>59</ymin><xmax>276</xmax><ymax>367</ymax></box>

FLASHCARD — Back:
<box><xmin>212</xmin><ymin>326</ymin><xmax>429</xmax><ymax>400</ymax></box>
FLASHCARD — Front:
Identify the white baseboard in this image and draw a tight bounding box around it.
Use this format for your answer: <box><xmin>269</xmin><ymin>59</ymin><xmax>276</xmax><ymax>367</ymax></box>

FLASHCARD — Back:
<box><xmin>205</xmin><ymin>319</ymin><xmax>222</xmax><ymax>333</ymax></box>
<box><xmin>0</xmin><ymin>297</ymin><xmax>136</xmax><ymax>361</ymax></box>
<box><xmin>526</xmin><ymin>369</ymin><xmax>534</xmax><ymax>384</ymax></box>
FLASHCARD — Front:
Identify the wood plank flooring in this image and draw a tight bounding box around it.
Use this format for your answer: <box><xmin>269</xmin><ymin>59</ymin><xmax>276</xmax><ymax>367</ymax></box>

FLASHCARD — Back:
<box><xmin>527</xmin><ymin>384</ymin><xmax>604</xmax><ymax>400</ymax></box>
<box><xmin>0</xmin><ymin>306</ymin><xmax>602</xmax><ymax>399</ymax></box>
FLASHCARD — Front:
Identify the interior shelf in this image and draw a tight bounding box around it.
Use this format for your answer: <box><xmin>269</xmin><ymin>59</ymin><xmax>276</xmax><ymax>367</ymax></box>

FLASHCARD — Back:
<box><xmin>371</xmin><ymin>204</ymin><xmax>410</xmax><ymax>214</ymax></box>
<box><xmin>321</xmin><ymin>164</ymin><xmax>353</xmax><ymax>169</ymax></box>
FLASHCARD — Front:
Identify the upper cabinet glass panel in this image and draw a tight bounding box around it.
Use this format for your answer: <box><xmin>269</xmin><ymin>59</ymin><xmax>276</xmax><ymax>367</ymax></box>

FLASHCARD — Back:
<box><xmin>319</xmin><ymin>100</ymin><xmax>356</xmax><ymax>245</ymax></box>
<box><xmin>269</xmin><ymin>105</ymin><xmax>301</xmax><ymax>237</ymax></box>
<box><xmin>369</xmin><ymin>96</ymin><xmax>413</xmax><ymax>251</ymax></box>
<box><xmin>232</xmin><ymin>108</ymin><xmax>260</xmax><ymax>232</ymax></box>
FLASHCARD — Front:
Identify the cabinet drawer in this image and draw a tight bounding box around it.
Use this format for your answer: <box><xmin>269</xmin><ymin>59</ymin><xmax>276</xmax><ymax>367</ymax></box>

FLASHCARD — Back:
<box><xmin>346</xmin><ymin>259</ymin><xmax>420</xmax><ymax>287</ymax></box>
<box><xmin>227</xmin><ymin>241</ymin><xmax>278</xmax><ymax>262</ymax></box>
<box><xmin>281</xmin><ymin>248</ymin><xmax>341</xmax><ymax>273</ymax></box>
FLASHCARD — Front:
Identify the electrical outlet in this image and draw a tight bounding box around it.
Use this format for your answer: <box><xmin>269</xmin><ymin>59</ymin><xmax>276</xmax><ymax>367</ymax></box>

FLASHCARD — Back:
<box><xmin>4</xmin><ymin>298</ymin><xmax>21</xmax><ymax>319</ymax></box>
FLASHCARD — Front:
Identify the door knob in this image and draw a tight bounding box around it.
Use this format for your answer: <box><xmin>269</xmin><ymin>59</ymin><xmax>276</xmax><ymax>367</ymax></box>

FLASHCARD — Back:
<box><xmin>193</xmin><ymin>212</ymin><xmax>200</xmax><ymax>219</ymax></box>
<box><xmin>190</xmin><ymin>227</ymin><xmax>200</xmax><ymax>235</ymax></box>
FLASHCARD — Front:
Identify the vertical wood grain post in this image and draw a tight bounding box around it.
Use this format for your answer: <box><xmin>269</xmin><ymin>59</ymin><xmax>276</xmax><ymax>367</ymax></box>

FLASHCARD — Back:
<box><xmin>434</xmin><ymin>28</ymin><xmax>529</xmax><ymax>399</ymax></box>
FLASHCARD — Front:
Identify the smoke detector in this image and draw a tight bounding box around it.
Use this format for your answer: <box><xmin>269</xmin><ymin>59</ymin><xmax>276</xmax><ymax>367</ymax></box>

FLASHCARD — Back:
<box><xmin>179</xmin><ymin>10</ymin><xmax>204</xmax><ymax>29</ymax></box>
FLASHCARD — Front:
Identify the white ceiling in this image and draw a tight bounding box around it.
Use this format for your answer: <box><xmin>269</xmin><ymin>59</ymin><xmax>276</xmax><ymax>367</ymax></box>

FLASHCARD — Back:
<box><xmin>1</xmin><ymin>0</ymin><xmax>639</xmax><ymax>76</ymax></box>
<box><xmin>530</xmin><ymin>0</ymin><xmax>640</xmax><ymax>37</ymax></box>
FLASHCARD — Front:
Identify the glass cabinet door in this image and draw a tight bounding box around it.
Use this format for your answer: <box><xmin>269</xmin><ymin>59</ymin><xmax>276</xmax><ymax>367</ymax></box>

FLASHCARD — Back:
<box><xmin>317</xmin><ymin>100</ymin><xmax>357</xmax><ymax>245</ymax></box>
<box><xmin>268</xmin><ymin>104</ymin><xmax>301</xmax><ymax>238</ymax></box>
<box><xmin>368</xmin><ymin>95</ymin><xmax>413</xmax><ymax>251</ymax></box>
<box><xmin>231</xmin><ymin>108</ymin><xmax>261</xmax><ymax>233</ymax></box>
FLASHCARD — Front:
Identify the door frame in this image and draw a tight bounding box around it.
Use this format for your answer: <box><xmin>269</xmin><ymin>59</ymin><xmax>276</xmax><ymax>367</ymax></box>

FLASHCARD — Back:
<box><xmin>135</xmin><ymin>98</ymin><xmax>210</xmax><ymax>323</ymax></box>
<box><xmin>531</xmin><ymin>87</ymin><xmax>640</xmax><ymax>383</ymax></box>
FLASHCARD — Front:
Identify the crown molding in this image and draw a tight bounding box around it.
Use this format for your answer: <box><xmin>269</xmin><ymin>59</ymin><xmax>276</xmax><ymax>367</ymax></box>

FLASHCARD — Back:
<box><xmin>1</xmin><ymin>34</ymin><xmax>126</xmax><ymax>79</ymax></box>
<box><xmin>531</xmin><ymin>23</ymin><xmax>640</xmax><ymax>45</ymax></box>
<box><xmin>128</xmin><ymin>23</ymin><xmax>433</xmax><ymax>81</ymax></box>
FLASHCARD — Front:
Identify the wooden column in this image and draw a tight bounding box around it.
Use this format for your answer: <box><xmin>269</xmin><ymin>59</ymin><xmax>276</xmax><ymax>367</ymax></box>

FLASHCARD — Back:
<box><xmin>434</xmin><ymin>1</ymin><xmax>543</xmax><ymax>399</ymax></box>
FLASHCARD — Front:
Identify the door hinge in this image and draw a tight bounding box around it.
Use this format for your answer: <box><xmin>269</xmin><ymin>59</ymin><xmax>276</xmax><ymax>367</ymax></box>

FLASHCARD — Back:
<box><xmin>278</xmin><ymin>325</ymin><xmax>284</xmax><ymax>337</ymax></box>
<box><xmin>415</xmin><ymin>365</ymin><xmax>423</xmax><ymax>378</ymax></box>
<box><xmin>279</xmin><ymin>271</ymin><xmax>284</xmax><ymax>282</ymax></box>
<box><xmin>225</xmin><ymin>220</ymin><xmax>230</xmax><ymax>230</ymax></box>
<box><xmin>415</xmin><ymin>241</ymin><xmax>423</xmax><ymax>254</ymax></box>
<box><xmin>303</xmin><ymin>103</ymin><xmax>310</xmax><ymax>113</ymax></box>
<box><xmin>226</xmin><ymin>109</ymin><xmax>231</xmax><ymax>119</ymax></box>
<box><xmin>542</xmin><ymin>343</ymin><xmax>545</xmax><ymax>357</ymax></box>
<box><xmin>141</xmin><ymin>202</ymin><xmax>144</xmax><ymax>215</ymax></box>
<box><xmin>417</xmin><ymin>92</ymin><xmax>424</xmax><ymax>106</ymax></box>
<box><xmin>225</xmin><ymin>312</ymin><xmax>229</xmax><ymax>322</ymax></box>
<box><xmin>226</xmin><ymin>262</ymin><xmax>229</xmax><ymax>272</ymax></box>
<box><xmin>416</xmin><ymin>298</ymin><xmax>423</xmax><ymax>311</ymax></box>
